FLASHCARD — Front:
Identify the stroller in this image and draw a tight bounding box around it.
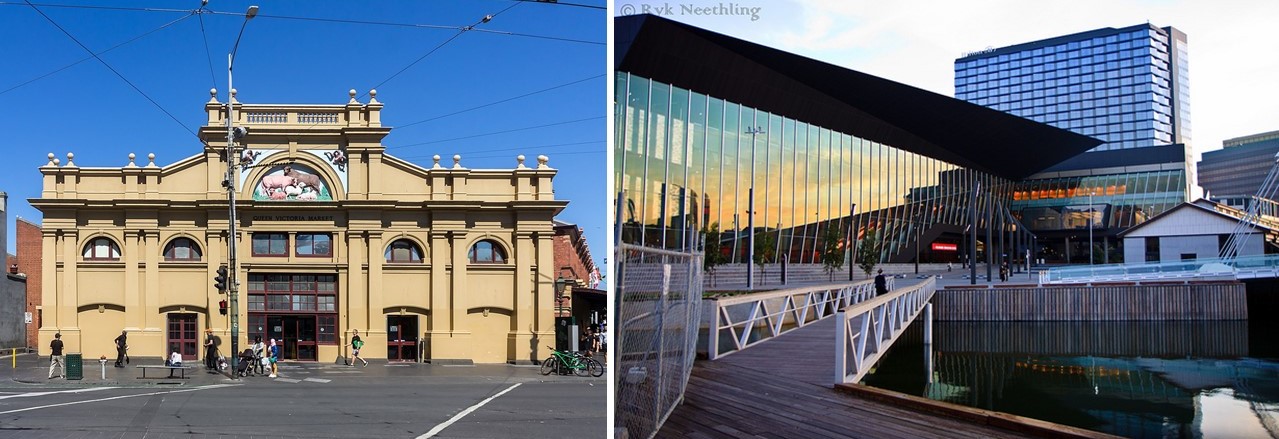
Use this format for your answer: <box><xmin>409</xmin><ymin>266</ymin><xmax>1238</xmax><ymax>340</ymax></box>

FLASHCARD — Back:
<box><xmin>235</xmin><ymin>349</ymin><xmax>257</xmax><ymax>377</ymax></box>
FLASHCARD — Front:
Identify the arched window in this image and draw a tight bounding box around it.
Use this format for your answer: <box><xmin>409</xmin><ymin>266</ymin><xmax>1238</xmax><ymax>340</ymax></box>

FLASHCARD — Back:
<box><xmin>164</xmin><ymin>238</ymin><xmax>203</xmax><ymax>261</ymax></box>
<box><xmin>83</xmin><ymin>237</ymin><xmax>121</xmax><ymax>261</ymax></box>
<box><xmin>385</xmin><ymin>239</ymin><xmax>423</xmax><ymax>263</ymax></box>
<box><xmin>468</xmin><ymin>239</ymin><xmax>507</xmax><ymax>264</ymax></box>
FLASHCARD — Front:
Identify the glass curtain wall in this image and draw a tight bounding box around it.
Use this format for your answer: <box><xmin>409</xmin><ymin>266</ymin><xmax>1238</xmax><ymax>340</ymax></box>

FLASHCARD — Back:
<box><xmin>616</xmin><ymin>73</ymin><xmax>1022</xmax><ymax>263</ymax></box>
<box><xmin>1008</xmin><ymin>169</ymin><xmax>1186</xmax><ymax>231</ymax></box>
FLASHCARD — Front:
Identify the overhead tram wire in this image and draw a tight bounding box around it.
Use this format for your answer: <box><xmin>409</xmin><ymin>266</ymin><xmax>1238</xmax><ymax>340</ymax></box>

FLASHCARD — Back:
<box><xmin>364</xmin><ymin>2</ymin><xmax>522</xmax><ymax>100</ymax></box>
<box><xmin>0</xmin><ymin>3</ymin><xmax>603</xmax><ymax>45</ymax></box>
<box><xmin>388</xmin><ymin>115</ymin><xmax>604</xmax><ymax>149</ymax></box>
<box><xmin>23</xmin><ymin>1</ymin><xmax>201</xmax><ymax>141</ymax></box>
<box><xmin>0</xmin><ymin>11</ymin><xmax>196</xmax><ymax>97</ymax></box>
<box><xmin>508</xmin><ymin>0</ymin><xmax>606</xmax><ymax>10</ymax></box>
<box><xmin>397</xmin><ymin>73</ymin><xmax>603</xmax><ymax>130</ymax></box>
<box><xmin>395</xmin><ymin>139</ymin><xmax>603</xmax><ymax>161</ymax></box>
<box><xmin>196</xmin><ymin>5</ymin><xmax>218</xmax><ymax>90</ymax></box>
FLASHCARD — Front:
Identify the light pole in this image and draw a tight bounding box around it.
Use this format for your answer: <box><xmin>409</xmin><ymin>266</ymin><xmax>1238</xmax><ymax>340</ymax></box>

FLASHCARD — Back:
<box><xmin>225</xmin><ymin>4</ymin><xmax>258</xmax><ymax>377</ymax></box>
<box><xmin>1087</xmin><ymin>190</ymin><xmax>1094</xmax><ymax>265</ymax></box>
<box><xmin>744</xmin><ymin>125</ymin><xmax>764</xmax><ymax>289</ymax></box>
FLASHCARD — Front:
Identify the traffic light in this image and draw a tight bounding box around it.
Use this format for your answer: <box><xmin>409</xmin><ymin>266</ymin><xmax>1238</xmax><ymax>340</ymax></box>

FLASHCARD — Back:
<box><xmin>214</xmin><ymin>265</ymin><xmax>228</xmax><ymax>292</ymax></box>
<box><xmin>218</xmin><ymin>299</ymin><xmax>228</xmax><ymax>315</ymax></box>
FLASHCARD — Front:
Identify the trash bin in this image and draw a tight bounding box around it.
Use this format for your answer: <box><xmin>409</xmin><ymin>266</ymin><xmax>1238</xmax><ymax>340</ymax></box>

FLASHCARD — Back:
<box><xmin>65</xmin><ymin>353</ymin><xmax>83</xmax><ymax>380</ymax></box>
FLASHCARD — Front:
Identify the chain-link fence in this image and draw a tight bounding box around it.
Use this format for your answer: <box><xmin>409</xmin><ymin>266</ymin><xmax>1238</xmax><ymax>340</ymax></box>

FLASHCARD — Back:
<box><xmin>614</xmin><ymin>244</ymin><xmax>704</xmax><ymax>439</ymax></box>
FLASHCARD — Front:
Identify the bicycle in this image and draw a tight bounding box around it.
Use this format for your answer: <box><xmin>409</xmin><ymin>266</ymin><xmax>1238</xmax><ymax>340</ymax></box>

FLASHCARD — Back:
<box><xmin>540</xmin><ymin>347</ymin><xmax>602</xmax><ymax>377</ymax></box>
<box><xmin>573</xmin><ymin>351</ymin><xmax>605</xmax><ymax>378</ymax></box>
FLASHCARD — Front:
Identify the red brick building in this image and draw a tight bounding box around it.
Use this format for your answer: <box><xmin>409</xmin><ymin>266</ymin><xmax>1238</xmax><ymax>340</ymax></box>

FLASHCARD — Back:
<box><xmin>552</xmin><ymin>220</ymin><xmax>603</xmax><ymax>327</ymax></box>
<box><xmin>15</xmin><ymin>218</ymin><xmax>41</xmax><ymax>349</ymax></box>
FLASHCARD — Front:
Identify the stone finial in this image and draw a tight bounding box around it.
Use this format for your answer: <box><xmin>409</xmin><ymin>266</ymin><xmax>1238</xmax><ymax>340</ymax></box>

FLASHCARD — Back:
<box><xmin>349</xmin><ymin>89</ymin><xmax>358</xmax><ymax>104</ymax></box>
<box><xmin>516</xmin><ymin>154</ymin><xmax>526</xmax><ymax>169</ymax></box>
<box><xmin>229</xmin><ymin>88</ymin><xmax>238</xmax><ymax>103</ymax></box>
<box><xmin>53</xmin><ymin>158</ymin><xmax>60</xmax><ymax>166</ymax></box>
<box><xmin>126</xmin><ymin>153</ymin><xmax>137</xmax><ymax>167</ymax></box>
<box><xmin>432</xmin><ymin>154</ymin><xmax>441</xmax><ymax>169</ymax></box>
<box><xmin>453</xmin><ymin>154</ymin><xmax>462</xmax><ymax>169</ymax></box>
<box><xmin>537</xmin><ymin>154</ymin><xmax>549</xmax><ymax>169</ymax></box>
<box><xmin>368</xmin><ymin>89</ymin><xmax>379</xmax><ymax>104</ymax></box>
<box><xmin>46</xmin><ymin>153</ymin><xmax>56</xmax><ymax>167</ymax></box>
<box><xmin>65</xmin><ymin>152</ymin><xmax>76</xmax><ymax>167</ymax></box>
<box><xmin>147</xmin><ymin>153</ymin><xmax>157</xmax><ymax>168</ymax></box>
<box><xmin>208</xmin><ymin>88</ymin><xmax>219</xmax><ymax>103</ymax></box>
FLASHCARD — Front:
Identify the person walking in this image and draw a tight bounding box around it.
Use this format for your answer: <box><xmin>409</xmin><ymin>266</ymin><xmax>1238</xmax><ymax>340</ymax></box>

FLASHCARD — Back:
<box><xmin>947</xmin><ymin>262</ymin><xmax>953</xmax><ymax>272</ymax></box>
<box><xmin>48</xmin><ymin>333</ymin><xmax>65</xmax><ymax>379</ymax></box>
<box><xmin>350</xmin><ymin>329</ymin><xmax>368</xmax><ymax>367</ymax></box>
<box><xmin>268</xmin><ymin>338</ymin><xmax>280</xmax><ymax>377</ymax></box>
<box><xmin>204</xmin><ymin>329</ymin><xmax>217</xmax><ymax>372</ymax></box>
<box><xmin>874</xmin><ymin>269</ymin><xmax>888</xmax><ymax>296</ymax></box>
<box><xmin>113</xmin><ymin>330</ymin><xmax>128</xmax><ymax>368</ymax></box>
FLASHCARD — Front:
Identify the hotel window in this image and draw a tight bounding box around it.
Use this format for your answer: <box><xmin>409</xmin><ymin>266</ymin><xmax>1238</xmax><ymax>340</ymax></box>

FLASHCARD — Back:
<box><xmin>296</xmin><ymin>233</ymin><xmax>332</xmax><ymax>257</ymax></box>
<box><xmin>252</xmin><ymin>233</ymin><xmax>288</xmax><ymax>256</ymax></box>
<box><xmin>385</xmin><ymin>239</ymin><xmax>423</xmax><ymax>263</ymax></box>
<box><xmin>83</xmin><ymin>237</ymin><xmax>121</xmax><ymax>261</ymax></box>
<box><xmin>468</xmin><ymin>239</ymin><xmax>507</xmax><ymax>264</ymax></box>
<box><xmin>163</xmin><ymin>238</ymin><xmax>202</xmax><ymax>261</ymax></box>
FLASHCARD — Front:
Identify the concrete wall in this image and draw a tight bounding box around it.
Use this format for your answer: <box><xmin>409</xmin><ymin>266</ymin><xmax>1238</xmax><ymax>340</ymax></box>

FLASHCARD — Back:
<box><xmin>0</xmin><ymin>274</ymin><xmax>25</xmax><ymax>348</ymax></box>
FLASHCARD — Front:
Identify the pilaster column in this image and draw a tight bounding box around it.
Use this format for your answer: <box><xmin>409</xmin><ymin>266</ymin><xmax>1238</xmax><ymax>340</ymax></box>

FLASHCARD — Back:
<box><xmin>123</xmin><ymin>230</ymin><xmax>141</xmax><ymax>330</ymax></box>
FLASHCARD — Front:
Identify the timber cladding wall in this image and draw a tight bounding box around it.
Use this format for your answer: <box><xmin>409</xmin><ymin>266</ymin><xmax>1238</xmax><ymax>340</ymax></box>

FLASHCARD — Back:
<box><xmin>935</xmin><ymin>282</ymin><xmax>1247</xmax><ymax>321</ymax></box>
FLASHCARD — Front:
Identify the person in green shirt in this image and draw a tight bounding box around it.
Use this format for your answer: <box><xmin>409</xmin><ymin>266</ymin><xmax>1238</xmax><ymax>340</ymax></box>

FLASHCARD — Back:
<box><xmin>351</xmin><ymin>329</ymin><xmax>368</xmax><ymax>367</ymax></box>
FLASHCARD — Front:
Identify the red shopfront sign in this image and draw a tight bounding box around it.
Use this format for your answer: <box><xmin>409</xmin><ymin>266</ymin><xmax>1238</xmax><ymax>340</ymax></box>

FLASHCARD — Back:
<box><xmin>931</xmin><ymin>243</ymin><xmax>958</xmax><ymax>252</ymax></box>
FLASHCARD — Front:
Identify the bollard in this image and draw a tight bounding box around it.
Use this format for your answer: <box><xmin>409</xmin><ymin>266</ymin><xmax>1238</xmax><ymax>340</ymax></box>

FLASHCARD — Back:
<box><xmin>99</xmin><ymin>356</ymin><xmax>107</xmax><ymax>380</ymax></box>
<box><xmin>11</xmin><ymin>348</ymin><xmax>14</xmax><ymax>369</ymax></box>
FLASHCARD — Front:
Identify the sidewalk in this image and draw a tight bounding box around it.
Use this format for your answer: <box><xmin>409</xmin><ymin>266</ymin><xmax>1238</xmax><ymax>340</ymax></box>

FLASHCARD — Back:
<box><xmin>2</xmin><ymin>352</ymin><xmax>603</xmax><ymax>388</ymax></box>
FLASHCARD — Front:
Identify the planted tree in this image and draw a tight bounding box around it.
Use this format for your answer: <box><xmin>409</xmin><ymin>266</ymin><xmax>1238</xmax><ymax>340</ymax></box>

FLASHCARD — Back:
<box><xmin>703</xmin><ymin>223</ymin><xmax>727</xmax><ymax>287</ymax></box>
<box><xmin>820</xmin><ymin>227</ymin><xmax>845</xmax><ymax>281</ymax></box>
<box><xmin>857</xmin><ymin>230</ymin><xmax>881</xmax><ymax>279</ymax></box>
<box><xmin>753</xmin><ymin>230</ymin><xmax>777</xmax><ymax>282</ymax></box>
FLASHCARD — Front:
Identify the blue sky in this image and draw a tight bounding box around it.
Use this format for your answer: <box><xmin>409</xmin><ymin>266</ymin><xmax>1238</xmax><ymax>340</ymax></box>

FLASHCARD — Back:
<box><xmin>0</xmin><ymin>0</ymin><xmax>606</xmax><ymax>267</ymax></box>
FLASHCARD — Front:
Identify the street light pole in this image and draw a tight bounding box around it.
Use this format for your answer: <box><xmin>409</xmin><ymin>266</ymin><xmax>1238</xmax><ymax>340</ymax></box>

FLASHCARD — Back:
<box><xmin>225</xmin><ymin>5</ymin><xmax>258</xmax><ymax>377</ymax></box>
<box><xmin>745</xmin><ymin>126</ymin><xmax>764</xmax><ymax>289</ymax></box>
<box><xmin>1088</xmin><ymin>190</ymin><xmax>1094</xmax><ymax>265</ymax></box>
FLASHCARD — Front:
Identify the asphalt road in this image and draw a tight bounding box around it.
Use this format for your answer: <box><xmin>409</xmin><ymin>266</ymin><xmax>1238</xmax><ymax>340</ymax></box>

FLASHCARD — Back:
<box><xmin>0</xmin><ymin>357</ymin><xmax>605</xmax><ymax>438</ymax></box>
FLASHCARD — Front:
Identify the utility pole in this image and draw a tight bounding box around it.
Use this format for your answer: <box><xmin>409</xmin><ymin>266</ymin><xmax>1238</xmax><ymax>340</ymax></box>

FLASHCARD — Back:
<box><xmin>848</xmin><ymin>203</ymin><xmax>856</xmax><ymax>281</ymax></box>
<box><xmin>225</xmin><ymin>5</ymin><xmax>258</xmax><ymax>377</ymax></box>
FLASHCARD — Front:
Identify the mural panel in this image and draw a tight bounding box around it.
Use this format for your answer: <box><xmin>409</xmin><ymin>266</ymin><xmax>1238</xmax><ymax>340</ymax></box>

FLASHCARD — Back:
<box><xmin>253</xmin><ymin>163</ymin><xmax>333</xmax><ymax>201</ymax></box>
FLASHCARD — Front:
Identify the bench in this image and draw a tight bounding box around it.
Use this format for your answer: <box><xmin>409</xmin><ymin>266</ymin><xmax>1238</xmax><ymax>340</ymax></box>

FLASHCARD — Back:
<box><xmin>136</xmin><ymin>365</ymin><xmax>197</xmax><ymax>379</ymax></box>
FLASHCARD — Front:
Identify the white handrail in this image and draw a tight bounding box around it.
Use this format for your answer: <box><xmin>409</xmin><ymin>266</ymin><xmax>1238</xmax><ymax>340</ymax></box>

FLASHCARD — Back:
<box><xmin>835</xmin><ymin>277</ymin><xmax>936</xmax><ymax>384</ymax></box>
<box><xmin>708</xmin><ymin>278</ymin><xmax>890</xmax><ymax>360</ymax></box>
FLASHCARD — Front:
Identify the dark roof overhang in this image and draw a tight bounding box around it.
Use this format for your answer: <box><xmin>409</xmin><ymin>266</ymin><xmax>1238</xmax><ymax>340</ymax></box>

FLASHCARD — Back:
<box><xmin>615</xmin><ymin>14</ymin><xmax>1102</xmax><ymax>181</ymax></box>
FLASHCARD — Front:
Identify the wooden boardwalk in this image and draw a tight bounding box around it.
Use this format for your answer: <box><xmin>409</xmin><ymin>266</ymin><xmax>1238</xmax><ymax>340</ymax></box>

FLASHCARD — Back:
<box><xmin>658</xmin><ymin>318</ymin><xmax>1027</xmax><ymax>439</ymax></box>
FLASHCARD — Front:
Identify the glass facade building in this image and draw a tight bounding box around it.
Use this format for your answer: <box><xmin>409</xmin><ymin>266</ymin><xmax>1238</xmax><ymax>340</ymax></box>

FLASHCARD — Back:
<box><xmin>1200</xmin><ymin>130</ymin><xmax>1279</xmax><ymax>201</ymax></box>
<box><xmin>614</xmin><ymin>73</ymin><xmax>1013</xmax><ymax>264</ymax></box>
<box><xmin>956</xmin><ymin>24</ymin><xmax>1193</xmax><ymax>263</ymax></box>
<box><xmin>615</xmin><ymin>14</ymin><xmax>1099</xmax><ymax>267</ymax></box>
<box><xmin>955</xmin><ymin>24</ymin><xmax>1189</xmax><ymax>152</ymax></box>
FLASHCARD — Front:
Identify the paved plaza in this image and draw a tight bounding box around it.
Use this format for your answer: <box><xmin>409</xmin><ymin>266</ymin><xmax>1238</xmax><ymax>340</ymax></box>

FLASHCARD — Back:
<box><xmin>0</xmin><ymin>353</ymin><xmax>605</xmax><ymax>438</ymax></box>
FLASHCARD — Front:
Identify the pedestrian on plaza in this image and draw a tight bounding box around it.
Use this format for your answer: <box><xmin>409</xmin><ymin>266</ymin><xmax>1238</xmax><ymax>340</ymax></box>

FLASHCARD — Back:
<box><xmin>351</xmin><ymin>329</ymin><xmax>368</xmax><ymax>367</ymax></box>
<box><xmin>947</xmin><ymin>262</ymin><xmax>952</xmax><ymax>272</ymax></box>
<box><xmin>580</xmin><ymin>328</ymin><xmax>592</xmax><ymax>353</ymax></box>
<box><xmin>251</xmin><ymin>336</ymin><xmax>266</xmax><ymax>375</ymax></box>
<box><xmin>874</xmin><ymin>269</ymin><xmax>888</xmax><ymax>296</ymax></box>
<box><xmin>48</xmin><ymin>333</ymin><xmax>65</xmax><ymax>379</ymax></box>
<box><xmin>595</xmin><ymin>328</ymin><xmax>604</xmax><ymax>353</ymax></box>
<box><xmin>268</xmin><ymin>338</ymin><xmax>280</xmax><ymax>377</ymax></box>
<box><xmin>1000</xmin><ymin>262</ymin><xmax>1009</xmax><ymax>282</ymax></box>
<box><xmin>204</xmin><ymin>329</ymin><xmax>217</xmax><ymax>372</ymax></box>
<box><xmin>113</xmin><ymin>330</ymin><xmax>128</xmax><ymax>368</ymax></box>
<box><xmin>167</xmin><ymin>351</ymin><xmax>183</xmax><ymax>367</ymax></box>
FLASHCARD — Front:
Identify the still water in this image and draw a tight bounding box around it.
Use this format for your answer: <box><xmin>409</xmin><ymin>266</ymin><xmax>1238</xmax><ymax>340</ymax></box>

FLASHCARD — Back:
<box><xmin>861</xmin><ymin>320</ymin><xmax>1279</xmax><ymax>438</ymax></box>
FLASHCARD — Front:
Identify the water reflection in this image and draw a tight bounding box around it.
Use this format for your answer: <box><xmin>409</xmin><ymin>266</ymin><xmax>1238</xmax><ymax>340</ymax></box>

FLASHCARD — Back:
<box><xmin>863</xmin><ymin>321</ymin><xmax>1279</xmax><ymax>438</ymax></box>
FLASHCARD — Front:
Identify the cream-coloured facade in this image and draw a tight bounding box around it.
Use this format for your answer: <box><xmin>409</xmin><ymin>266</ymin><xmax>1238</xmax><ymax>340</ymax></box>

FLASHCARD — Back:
<box><xmin>34</xmin><ymin>90</ymin><xmax>564</xmax><ymax>364</ymax></box>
